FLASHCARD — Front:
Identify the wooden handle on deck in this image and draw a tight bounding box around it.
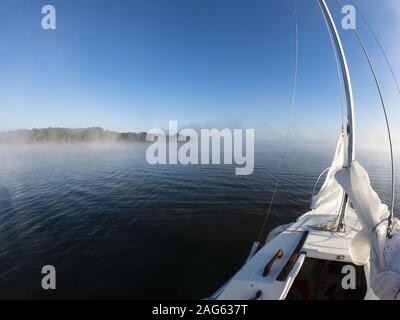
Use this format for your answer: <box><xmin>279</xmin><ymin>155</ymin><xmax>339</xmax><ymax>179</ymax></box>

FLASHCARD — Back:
<box><xmin>262</xmin><ymin>249</ymin><xmax>284</xmax><ymax>277</ymax></box>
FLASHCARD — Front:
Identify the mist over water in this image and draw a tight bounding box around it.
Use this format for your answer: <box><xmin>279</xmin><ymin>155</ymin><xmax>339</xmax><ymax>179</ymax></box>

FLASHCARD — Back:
<box><xmin>0</xmin><ymin>142</ymin><xmax>398</xmax><ymax>299</ymax></box>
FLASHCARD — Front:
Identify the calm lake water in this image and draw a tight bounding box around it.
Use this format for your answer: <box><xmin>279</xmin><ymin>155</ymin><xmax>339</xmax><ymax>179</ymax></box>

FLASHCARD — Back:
<box><xmin>0</xmin><ymin>142</ymin><xmax>398</xmax><ymax>299</ymax></box>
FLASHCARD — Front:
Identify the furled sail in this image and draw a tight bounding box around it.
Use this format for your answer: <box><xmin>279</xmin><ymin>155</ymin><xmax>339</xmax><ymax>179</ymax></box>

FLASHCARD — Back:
<box><xmin>311</xmin><ymin>133</ymin><xmax>346</xmax><ymax>214</ymax></box>
<box><xmin>335</xmin><ymin>161</ymin><xmax>400</xmax><ymax>300</ymax></box>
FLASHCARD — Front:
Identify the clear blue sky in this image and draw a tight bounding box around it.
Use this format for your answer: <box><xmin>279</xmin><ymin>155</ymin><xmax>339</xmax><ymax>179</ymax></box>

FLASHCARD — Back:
<box><xmin>0</xmin><ymin>0</ymin><xmax>399</xmax><ymax>144</ymax></box>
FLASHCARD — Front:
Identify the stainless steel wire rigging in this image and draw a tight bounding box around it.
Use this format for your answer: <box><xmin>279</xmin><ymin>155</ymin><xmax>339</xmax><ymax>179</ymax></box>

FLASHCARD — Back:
<box><xmin>256</xmin><ymin>0</ymin><xmax>299</xmax><ymax>246</ymax></box>
<box><xmin>335</xmin><ymin>0</ymin><xmax>395</xmax><ymax>238</ymax></box>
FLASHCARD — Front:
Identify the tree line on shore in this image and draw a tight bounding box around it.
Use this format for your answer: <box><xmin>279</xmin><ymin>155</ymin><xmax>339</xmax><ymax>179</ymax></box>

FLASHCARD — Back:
<box><xmin>0</xmin><ymin>127</ymin><xmax>148</xmax><ymax>144</ymax></box>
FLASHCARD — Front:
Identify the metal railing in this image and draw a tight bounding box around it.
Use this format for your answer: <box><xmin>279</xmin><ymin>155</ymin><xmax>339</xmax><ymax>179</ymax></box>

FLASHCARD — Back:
<box><xmin>311</xmin><ymin>167</ymin><xmax>331</xmax><ymax>198</ymax></box>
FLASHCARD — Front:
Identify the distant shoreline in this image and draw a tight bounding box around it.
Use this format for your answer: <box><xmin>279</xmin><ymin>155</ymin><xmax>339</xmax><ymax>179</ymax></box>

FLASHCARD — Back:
<box><xmin>0</xmin><ymin>127</ymin><xmax>148</xmax><ymax>145</ymax></box>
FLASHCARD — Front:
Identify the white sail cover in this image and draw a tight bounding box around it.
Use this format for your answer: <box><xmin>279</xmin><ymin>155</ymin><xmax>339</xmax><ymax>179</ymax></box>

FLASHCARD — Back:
<box><xmin>335</xmin><ymin>161</ymin><xmax>400</xmax><ymax>300</ymax></box>
<box><xmin>311</xmin><ymin>134</ymin><xmax>346</xmax><ymax>214</ymax></box>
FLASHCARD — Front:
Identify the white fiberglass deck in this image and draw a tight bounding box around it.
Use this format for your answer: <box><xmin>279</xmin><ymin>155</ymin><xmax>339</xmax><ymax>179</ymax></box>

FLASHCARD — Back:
<box><xmin>293</xmin><ymin>209</ymin><xmax>361</xmax><ymax>262</ymax></box>
<box><xmin>216</xmin><ymin>209</ymin><xmax>362</xmax><ymax>300</ymax></box>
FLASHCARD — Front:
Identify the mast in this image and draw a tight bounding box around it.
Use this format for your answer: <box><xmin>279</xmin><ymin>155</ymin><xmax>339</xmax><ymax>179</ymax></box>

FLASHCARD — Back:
<box><xmin>318</xmin><ymin>0</ymin><xmax>355</xmax><ymax>229</ymax></box>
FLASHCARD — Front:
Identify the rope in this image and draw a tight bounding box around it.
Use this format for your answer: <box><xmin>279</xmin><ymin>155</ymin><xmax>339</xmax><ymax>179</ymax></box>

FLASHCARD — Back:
<box><xmin>334</xmin><ymin>0</ymin><xmax>395</xmax><ymax>238</ymax></box>
<box><xmin>256</xmin><ymin>0</ymin><xmax>299</xmax><ymax>245</ymax></box>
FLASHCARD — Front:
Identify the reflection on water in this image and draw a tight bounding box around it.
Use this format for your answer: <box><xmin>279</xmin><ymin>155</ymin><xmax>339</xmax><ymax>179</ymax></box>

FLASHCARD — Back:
<box><xmin>0</xmin><ymin>142</ymin><xmax>398</xmax><ymax>299</ymax></box>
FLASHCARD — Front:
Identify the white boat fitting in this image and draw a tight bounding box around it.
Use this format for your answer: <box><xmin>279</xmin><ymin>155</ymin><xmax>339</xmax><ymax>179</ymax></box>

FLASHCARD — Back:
<box><xmin>211</xmin><ymin>0</ymin><xmax>400</xmax><ymax>300</ymax></box>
